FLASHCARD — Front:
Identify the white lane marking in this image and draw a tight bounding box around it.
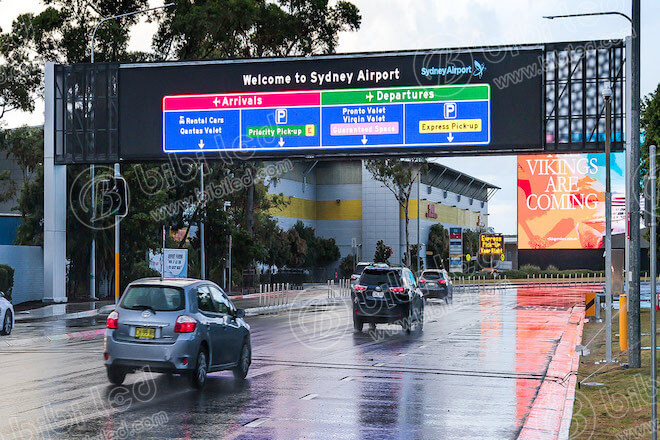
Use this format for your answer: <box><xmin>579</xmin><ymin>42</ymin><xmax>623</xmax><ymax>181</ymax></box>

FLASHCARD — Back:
<box><xmin>244</xmin><ymin>418</ymin><xmax>268</xmax><ymax>428</ymax></box>
<box><xmin>300</xmin><ymin>393</ymin><xmax>318</xmax><ymax>400</ymax></box>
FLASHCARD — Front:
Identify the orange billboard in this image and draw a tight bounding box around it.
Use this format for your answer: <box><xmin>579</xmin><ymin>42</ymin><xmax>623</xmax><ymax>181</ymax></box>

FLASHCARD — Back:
<box><xmin>517</xmin><ymin>153</ymin><xmax>626</xmax><ymax>249</ymax></box>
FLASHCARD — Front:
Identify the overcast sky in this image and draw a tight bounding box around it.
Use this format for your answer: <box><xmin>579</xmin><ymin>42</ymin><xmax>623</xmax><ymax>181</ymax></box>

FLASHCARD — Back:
<box><xmin>1</xmin><ymin>0</ymin><xmax>659</xmax><ymax>234</ymax></box>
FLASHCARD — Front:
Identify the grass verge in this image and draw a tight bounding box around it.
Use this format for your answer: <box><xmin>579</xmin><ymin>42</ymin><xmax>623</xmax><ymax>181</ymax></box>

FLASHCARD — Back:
<box><xmin>571</xmin><ymin>308</ymin><xmax>658</xmax><ymax>439</ymax></box>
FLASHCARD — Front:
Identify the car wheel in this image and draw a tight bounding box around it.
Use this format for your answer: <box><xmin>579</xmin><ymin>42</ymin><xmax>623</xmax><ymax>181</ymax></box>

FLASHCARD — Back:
<box><xmin>106</xmin><ymin>366</ymin><xmax>126</xmax><ymax>386</ymax></box>
<box><xmin>353</xmin><ymin>315</ymin><xmax>364</xmax><ymax>332</ymax></box>
<box><xmin>417</xmin><ymin>306</ymin><xmax>424</xmax><ymax>331</ymax></box>
<box><xmin>190</xmin><ymin>349</ymin><xmax>208</xmax><ymax>390</ymax></box>
<box><xmin>233</xmin><ymin>343</ymin><xmax>251</xmax><ymax>380</ymax></box>
<box><xmin>1</xmin><ymin>310</ymin><xmax>12</xmax><ymax>335</ymax></box>
<box><xmin>403</xmin><ymin>309</ymin><xmax>413</xmax><ymax>334</ymax></box>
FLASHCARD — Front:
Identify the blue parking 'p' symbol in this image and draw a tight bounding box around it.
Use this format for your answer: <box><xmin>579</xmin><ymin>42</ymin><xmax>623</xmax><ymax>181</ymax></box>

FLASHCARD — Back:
<box><xmin>275</xmin><ymin>108</ymin><xmax>287</xmax><ymax>125</ymax></box>
<box><xmin>444</xmin><ymin>103</ymin><xmax>457</xmax><ymax>119</ymax></box>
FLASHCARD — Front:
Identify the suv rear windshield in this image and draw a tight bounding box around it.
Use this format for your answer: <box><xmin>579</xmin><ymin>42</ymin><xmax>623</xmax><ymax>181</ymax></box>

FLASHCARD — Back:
<box><xmin>422</xmin><ymin>272</ymin><xmax>445</xmax><ymax>280</ymax></box>
<box><xmin>355</xmin><ymin>263</ymin><xmax>370</xmax><ymax>275</ymax></box>
<box><xmin>120</xmin><ymin>286</ymin><xmax>185</xmax><ymax>311</ymax></box>
<box><xmin>359</xmin><ymin>269</ymin><xmax>401</xmax><ymax>287</ymax></box>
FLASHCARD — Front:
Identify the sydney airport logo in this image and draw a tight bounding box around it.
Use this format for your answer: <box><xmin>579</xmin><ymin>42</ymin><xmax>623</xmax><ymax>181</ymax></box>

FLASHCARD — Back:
<box><xmin>421</xmin><ymin>60</ymin><xmax>486</xmax><ymax>79</ymax></box>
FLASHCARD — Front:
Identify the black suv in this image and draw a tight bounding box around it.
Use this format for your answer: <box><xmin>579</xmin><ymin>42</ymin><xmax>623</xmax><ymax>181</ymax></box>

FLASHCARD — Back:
<box><xmin>352</xmin><ymin>266</ymin><xmax>424</xmax><ymax>333</ymax></box>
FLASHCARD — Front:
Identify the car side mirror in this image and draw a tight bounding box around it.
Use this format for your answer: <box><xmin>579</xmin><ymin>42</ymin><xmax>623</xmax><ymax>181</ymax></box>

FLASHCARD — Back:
<box><xmin>235</xmin><ymin>309</ymin><xmax>245</xmax><ymax>319</ymax></box>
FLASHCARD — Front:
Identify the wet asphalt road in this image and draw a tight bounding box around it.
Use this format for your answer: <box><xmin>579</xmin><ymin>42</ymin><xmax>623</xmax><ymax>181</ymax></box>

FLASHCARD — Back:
<box><xmin>0</xmin><ymin>287</ymin><xmax>585</xmax><ymax>440</ymax></box>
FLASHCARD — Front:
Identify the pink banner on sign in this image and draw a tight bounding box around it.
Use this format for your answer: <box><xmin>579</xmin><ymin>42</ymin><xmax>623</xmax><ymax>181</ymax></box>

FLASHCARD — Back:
<box><xmin>330</xmin><ymin>122</ymin><xmax>399</xmax><ymax>136</ymax></box>
<box><xmin>163</xmin><ymin>91</ymin><xmax>320</xmax><ymax>111</ymax></box>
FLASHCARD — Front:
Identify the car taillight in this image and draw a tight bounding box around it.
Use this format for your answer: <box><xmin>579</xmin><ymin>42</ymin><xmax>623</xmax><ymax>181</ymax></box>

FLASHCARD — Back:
<box><xmin>174</xmin><ymin>315</ymin><xmax>197</xmax><ymax>333</ymax></box>
<box><xmin>354</xmin><ymin>285</ymin><xmax>367</xmax><ymax>292</ymax></box>
<box><xmin>438</xmin><ymin>279</ymin><xmax>447</xmax><ymax>285</ymax></box>
<box><xmin>419</xmin><ymin>278</ymin><xmax>427</xmax><ymax>283</ymax></box>
<box><xmin>390</xmin><ymin>287</ymin><xmax>405</xmax><ymax>293</ymax></box>
<box><xmin>106</xmin><ymin>311</ymin><xmax>118</xmax><ymax>329</ymax></box>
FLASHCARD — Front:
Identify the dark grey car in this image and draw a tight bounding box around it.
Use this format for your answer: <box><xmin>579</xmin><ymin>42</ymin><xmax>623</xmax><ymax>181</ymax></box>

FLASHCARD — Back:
<box><xmin>419</xmin><ymin>269</ymin><xmax>453</xmax><ymax>303</ymax></box>
<box><xmin>104</xmin><ymin>278</ymin><xmax>251</xmax><ymax>389</ymax></box>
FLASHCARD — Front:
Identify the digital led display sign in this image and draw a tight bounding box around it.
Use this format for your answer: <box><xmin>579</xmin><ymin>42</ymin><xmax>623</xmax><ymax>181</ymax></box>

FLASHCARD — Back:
<box><xmin>517</xmin><ymin>153</ymin><xmax>626</xmax><ymax>250</ymax></box>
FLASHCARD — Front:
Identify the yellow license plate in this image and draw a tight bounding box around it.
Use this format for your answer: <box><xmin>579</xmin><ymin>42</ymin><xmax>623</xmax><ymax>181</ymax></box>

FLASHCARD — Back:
<box><xmin>135</xmin><ymin>327</ymin><xmax>155</xmax><ymax>338</ymax></box>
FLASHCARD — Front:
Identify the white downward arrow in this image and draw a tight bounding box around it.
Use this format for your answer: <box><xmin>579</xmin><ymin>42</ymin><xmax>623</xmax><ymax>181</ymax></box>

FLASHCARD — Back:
<box><xmin>447</xmin><ymin>133</ymin><xmax>454</xmax><ymax>142</ymax></box>
<box><xmin>278</xmin><ymin>137</ymin><xmax>285</xmax><ymax>147</ymax></box>
<box><xmin>198</xmin><ymin>140</ymin><xmax>205</xmax><ymax>149</ymax></box>
<box><xmin>361</xmin><ymin>135</ymin><xmax>368</xmax><ymax>145</ymax></box>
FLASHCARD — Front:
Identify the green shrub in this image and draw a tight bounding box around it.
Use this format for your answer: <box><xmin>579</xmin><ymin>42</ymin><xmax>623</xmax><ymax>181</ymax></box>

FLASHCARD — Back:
<box><xmin>0</xmin><ymin>264</ymin><xmax>14</xmax><ymax>302</ymax></box>
<box><xmin>501</xmin><ymin>270</ymin><xmax>527</xmax><ymax>279</ymax></box>
<box><xmin>545</xmin><ymin>264</ymin><xmax>559</xmax><ymax>272</ymax></box>
<box><xmin>520</xmin><ymin>264</ymin><xmax>542</xmax><ymax>274</ymax></box>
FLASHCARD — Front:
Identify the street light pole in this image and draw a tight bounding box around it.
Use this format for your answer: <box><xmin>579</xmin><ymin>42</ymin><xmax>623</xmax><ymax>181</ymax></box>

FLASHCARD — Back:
<box><xmin>200</xmin><ymin>162</ymin><xmax>205</xmax><ymax>280</ymax></box>
<box><xmin>224</xmin><ymin>201</ymin><xmax>232</xmax><ymax>291</ymax></box>
<box><xmin>89</xmin><ymin>2</ymin><xmax>174</xmax><ymax>302</ymax></box>
<box><xmin>650</xmin><ymin>144</ymin><xmax>657</xmax><ymax>440</ymax></box>
<box><xmin>604</xmin><ymin>85</ymin><xmax>613</xmax><ymax>363</ymax></box>
<box><xmin>543</xmin><ymin>1</ymin><xmax>642</xmax><ymax>368</ymax></box>
<box><xmin>629</xmin><ymin>0</ymin><xmax>642</xmax><ymax>370</ymax></box>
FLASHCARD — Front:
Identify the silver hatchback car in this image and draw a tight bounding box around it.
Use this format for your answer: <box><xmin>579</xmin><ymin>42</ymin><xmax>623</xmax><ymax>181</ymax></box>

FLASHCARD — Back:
<box><xmin>104</xmin><ymin>278</ymin><xmax>251</xmax><ymax>389</ymax></box>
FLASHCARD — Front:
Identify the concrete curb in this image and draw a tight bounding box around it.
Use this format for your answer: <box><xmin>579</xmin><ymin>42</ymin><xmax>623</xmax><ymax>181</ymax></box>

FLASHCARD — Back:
<box><xmin>244</xmin><ymin>297</ymin><xmax>347</xmax><ymax>316</ymax></box>
<box><xmin>0</xmin><ymin>328</ymin><xmax>106</xmax><ymax>347</ymax></box>
<box><xmin>517</xmin><ymin>305</ymin><xmax>586</xmax><ymax>440</ymax></box>
<box><xmin>15</xmin><ymin>309</ymin><xmax>100</xmax><ymax>323</ymax></box>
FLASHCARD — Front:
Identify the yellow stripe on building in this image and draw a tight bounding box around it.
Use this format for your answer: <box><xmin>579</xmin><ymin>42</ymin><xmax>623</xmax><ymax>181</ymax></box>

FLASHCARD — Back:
<box><xmin>268</xmin><ymin>195</ymin><xmax>362</xmax><ymax>220</ymax></box>
<box><xmin>317</xmin><ymin>200</ymin><xmax>362</xmax><ymax>220</ymax></box>
<box><xmin>402</xmin><ymin>200</ymin><xmax>484</xmax><ymax>228</ymax></box>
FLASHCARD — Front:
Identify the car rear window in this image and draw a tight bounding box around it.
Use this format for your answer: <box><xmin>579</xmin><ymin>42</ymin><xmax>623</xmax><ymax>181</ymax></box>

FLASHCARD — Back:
<box><xmin>120</xmin><ymin>286</ymin><xmax>185</xmax><ymax>311</ymax></box>
<box><xmin>359</xmin><ymin>269</ymin><xmax>401</xmax><ymax>287</ymax></box>
<box><xmin>422</xmin><ymin>272</ymin><xmax>445</xmax><ymax>280</ymax></box>
<box><xmin>355</xmin><ymin>263</ymin><xmax>370</xmax><ymax>275</ymax></box>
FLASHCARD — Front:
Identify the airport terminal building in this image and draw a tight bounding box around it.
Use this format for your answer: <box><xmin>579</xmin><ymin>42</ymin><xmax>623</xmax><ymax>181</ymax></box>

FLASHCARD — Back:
<box><xmin>267</xmin><ymin>160</ymin><xmax>499</xmax><ymax>266</ymax></box>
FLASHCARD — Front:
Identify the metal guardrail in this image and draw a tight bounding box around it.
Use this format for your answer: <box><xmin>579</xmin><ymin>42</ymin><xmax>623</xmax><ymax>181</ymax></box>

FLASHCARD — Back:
<box><xmin>451</xmin><ymin>273</ymin><xmax>606</xmax><ymax>292</ymax></box>
<box><xmin>327</xmin><ymin>279</ymin><xmax>351</xmax><ymax>299</ymax></box>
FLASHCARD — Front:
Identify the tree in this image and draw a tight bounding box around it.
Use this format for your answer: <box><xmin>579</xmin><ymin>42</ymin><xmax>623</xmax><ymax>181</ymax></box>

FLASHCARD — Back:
<box><xmin>23</xmin><ymin>0</ymin><xmax>149</xmax><ymax>64</ymax></box>
<box><xmin>339</xmin><ymin>254</ymin><xmax>356</xmax><ymax>278</ymax></box>
<box><xmin>365</xmin><ymin>159</ymin><xmax>427</xmax><ymax>267</ymax></box>
<box><xmin>0</xmin><ymin>126</ymin><xmax>43</xmax><ymax>204</ymax></box>
<box><xmin>316</xmin><ymin>237</ymin><xmax>341</xmax><ymax>267</ymax></box>
<box><xmin>0</xmin><ymin>16</ymin><xmax>41</xmax><ymax>124</ymax></box>
<box><xmin>14</xmin><ymin>167</ymin><xmax>43</xmax><ymax>246</ymax></box>
<box><xmin>285</xmin><ymin>229</ymin><xmax>307</xmax><ymax>267</ymax></box>
<box><xmin>290</xmin><ymin>221</ymin><xmax>340</xmax><ymax>268</ymax></box>
<box><xmin>152</xmin><ymin>0</ymin><xmax>360</xmax><ymax>60</ymax></box>
<box><xmin>427</xmin><ymin>224</ymin><xmax>449</xmax><ymax>269</ymax></box>
<box><xmin>374</xmin><ymin>240</ymin><xmax>392</xmax><ymax>264</ymax></box>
